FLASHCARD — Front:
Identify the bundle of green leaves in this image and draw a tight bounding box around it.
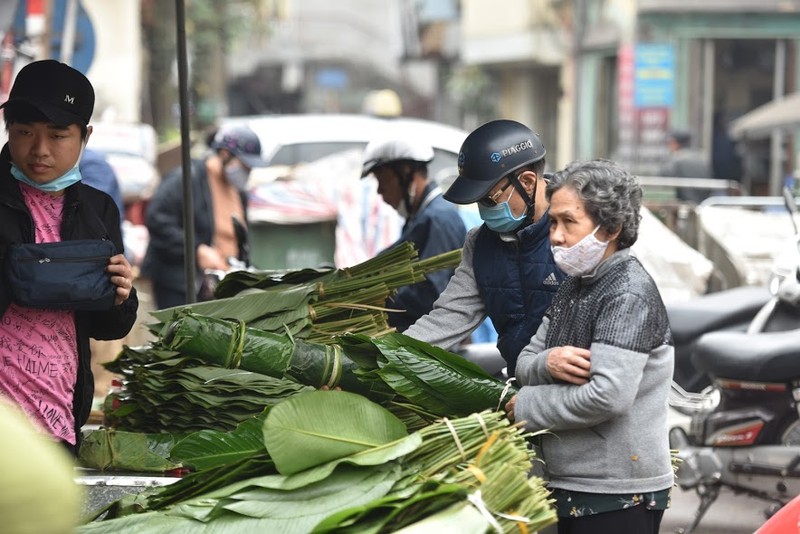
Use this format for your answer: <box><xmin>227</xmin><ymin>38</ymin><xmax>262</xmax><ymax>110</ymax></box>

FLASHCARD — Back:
<box><xmin>148</xmin><ymin>243</ymin><xmax>461</xmax><ymax>343</ymax></box>
<box><xmin>103</xmin><ymin>344</ymin><xmax>315</xmax><ymax>434</ymax></box>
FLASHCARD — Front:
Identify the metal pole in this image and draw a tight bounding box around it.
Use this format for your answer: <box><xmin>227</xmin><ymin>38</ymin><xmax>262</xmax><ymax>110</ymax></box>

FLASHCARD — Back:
<box><xmin>41</xmin><ymin>0</ymin><xmax>53</xmax><ymax>60</ymax></box>
<box><xmin>59</xmin><ymin>0</ymin><xmax>77</xmax><ymax>65</ymax></box>
<box><xmin>702</xmin><ymin>40</ymin><xmax>714</xmax><ymax>153</ymax></box>
<box><xmin>175</xmin><ymin>0</ymin><xmax>196</xmax><ymax>303</ymax></box>
<box><xmin>770</xmin><ymin>39</ymin><xmax>787</xmax><ymax>196</ymax></box>
<box><xmin>572</xmin><ymin>0</ymin><xmax>585</xmax><ymax>160</ymax></box>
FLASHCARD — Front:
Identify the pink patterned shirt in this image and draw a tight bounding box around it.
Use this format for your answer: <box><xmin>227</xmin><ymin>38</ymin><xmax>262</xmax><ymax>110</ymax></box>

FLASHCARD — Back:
<box><xmin>0</xmin><ymin>183</ymin><xmax>78</xmax><ymax>444</ymax></box>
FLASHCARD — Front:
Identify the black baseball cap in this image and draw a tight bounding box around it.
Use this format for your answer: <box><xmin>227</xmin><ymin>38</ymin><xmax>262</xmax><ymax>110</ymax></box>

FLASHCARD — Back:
<box><xmin>1</xmin><ymin>60</ymin><xmax>95</xmax><ymax>127</ymax></box>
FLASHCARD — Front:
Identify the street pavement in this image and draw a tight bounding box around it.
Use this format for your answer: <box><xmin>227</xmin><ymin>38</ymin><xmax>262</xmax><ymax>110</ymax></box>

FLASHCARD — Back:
<box><xmin>662</xmin><ymin>485</ymin><xmax>768</xmax><ymax>534</ymax></box>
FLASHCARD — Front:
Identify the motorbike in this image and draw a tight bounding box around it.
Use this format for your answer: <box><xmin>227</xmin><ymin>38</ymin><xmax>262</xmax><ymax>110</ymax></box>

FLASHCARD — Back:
<box><xmin>668</xmin><ymin>187</ymin><xmax>800</xmax><ymax>533</ymax></box>
<box><xmin>668</xmin><ymin>328</ymin><xmax>800</xmax><ymax>533</ymax></box>
<box><xmin>668</xmin><ymin>186</ymin><xmax>800</xmax><ymax>396</ymax></box>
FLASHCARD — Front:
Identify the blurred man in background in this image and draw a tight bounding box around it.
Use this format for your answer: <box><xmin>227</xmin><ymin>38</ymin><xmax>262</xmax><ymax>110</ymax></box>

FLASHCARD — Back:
<box><xmin>80</xmin><ymin>147</ymin><xmax>127</xmax><ymax>407</ymax></box>
<box><xmin>361</xmin><ymin>138</ymin><xmax>467</xmax><ymax>332</ymax></box>
<box><xmin>142</xmin><ymin>125</ymin><xmax>265</xmax><ymax>309</ymax></box>
<box><xmin>660</xmin><ymin>129</ymin><xmax>713</xmax><ymax>203</ymax></box>
<box><xmin>81</xmin><ymin>147</ymin><xmax>125</xmax><ymax>227</ymax></box>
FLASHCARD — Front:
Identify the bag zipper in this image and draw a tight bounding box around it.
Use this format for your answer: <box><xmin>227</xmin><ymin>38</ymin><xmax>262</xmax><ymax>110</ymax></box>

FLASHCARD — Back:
<box><xmin>21</xmin><ymin>255</ymin><xmax>110</xmax><ymax>264</ymax></box>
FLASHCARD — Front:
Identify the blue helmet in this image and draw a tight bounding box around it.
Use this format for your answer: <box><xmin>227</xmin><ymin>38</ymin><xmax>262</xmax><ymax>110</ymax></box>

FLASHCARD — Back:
<box><xmin>445</xmin><ymin>119</ymin><xmax>545</xmax><ymax>205</ymax></box>
<box><xmin>211</xmin><ymin>126</ymin><xmax>267</xmax><ymax>168</ymax></box>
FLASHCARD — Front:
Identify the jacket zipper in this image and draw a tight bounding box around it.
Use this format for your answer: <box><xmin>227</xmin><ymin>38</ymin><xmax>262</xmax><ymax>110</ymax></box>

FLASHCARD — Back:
<box><xmin>0</xmin><ymin>197</ymin><xmax>36</xmax><ymax>241</ymax></box>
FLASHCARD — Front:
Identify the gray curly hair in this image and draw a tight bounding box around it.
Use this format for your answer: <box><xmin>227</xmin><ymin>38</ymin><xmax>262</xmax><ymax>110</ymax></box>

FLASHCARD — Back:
<box><xmin>545</xmin><ymin>159</ymin><xmax>642</xmax><ymax>249</ymax></box>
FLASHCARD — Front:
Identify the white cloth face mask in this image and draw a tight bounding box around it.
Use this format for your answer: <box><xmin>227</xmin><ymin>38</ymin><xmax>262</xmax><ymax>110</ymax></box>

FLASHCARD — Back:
<box><xmin>551</xmin><ymin>226</ymin><xmax>609</xmax><ymax>276</ymax></box>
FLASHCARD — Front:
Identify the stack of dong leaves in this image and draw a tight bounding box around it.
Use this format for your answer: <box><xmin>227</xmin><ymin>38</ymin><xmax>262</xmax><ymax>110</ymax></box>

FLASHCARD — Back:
<box><xmin>80</xmin><ymin>243</ymin><xmax>557</xmax><ymax>533</ymax></box>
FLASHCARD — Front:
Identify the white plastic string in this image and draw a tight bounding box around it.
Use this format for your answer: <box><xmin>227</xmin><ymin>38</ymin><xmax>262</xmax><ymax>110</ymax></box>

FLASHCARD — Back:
<box><xmin>443</xmin><ymin>417</ymin><xmax>467</xmax><ymax>461</ymax></box>
<box><xmin>496</xmin><ymin>376</ymin><xmax>517</xmax><ymax>412</ymax></box>
<box><xmin>467</xmin><ymin>490</ymin><xmax>504</xmax><ymax>533</ymax></box>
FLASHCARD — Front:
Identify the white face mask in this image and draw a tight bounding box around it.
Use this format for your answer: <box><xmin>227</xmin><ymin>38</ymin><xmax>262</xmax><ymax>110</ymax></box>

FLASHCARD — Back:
<box><xmin>551</xmin><ymin>226</ymin><xmax>609</xmax><ymax>277</ymax></box>
<box><xmin>225</xmin><ymin>160</ymin><xmax>250</xmax><ymax>191</ymax></box>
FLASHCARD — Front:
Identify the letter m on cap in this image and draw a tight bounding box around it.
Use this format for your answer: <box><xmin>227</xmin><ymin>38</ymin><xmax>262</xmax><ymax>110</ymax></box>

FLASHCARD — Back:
<box><xmin>64</xmin><ymin>94</ymin><xmax>75</xmax><ymax>104</ymax></box>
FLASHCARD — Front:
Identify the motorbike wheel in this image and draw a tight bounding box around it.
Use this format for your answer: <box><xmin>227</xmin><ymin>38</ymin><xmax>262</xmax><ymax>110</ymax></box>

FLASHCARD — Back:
<box><xmin>780</xmin><ymin>418</ymin><xmax>800</xmax><ymax>445</ymax></box>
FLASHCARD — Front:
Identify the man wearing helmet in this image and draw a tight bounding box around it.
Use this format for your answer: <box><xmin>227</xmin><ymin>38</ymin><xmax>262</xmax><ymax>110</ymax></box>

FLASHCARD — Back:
<box><xmin>404</xmin><ymin>119</ymin><xmax>565</xmax><ymax>373</ymax></box>
<box><xmin>361</xmin><ymin>138</ymin><xmax>467</xmax><ymax>332</ymax></box>
<box><xmin>142</xmin><ymin>126</ymin><xmax>267</xmax><ymax>308</ymax></box>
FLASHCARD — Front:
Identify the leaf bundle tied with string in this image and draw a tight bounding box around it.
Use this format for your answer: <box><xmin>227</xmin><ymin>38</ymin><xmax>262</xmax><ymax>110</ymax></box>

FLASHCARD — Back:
<box><xmin>160</xmin><ymin>311</ymin><xmax>373</xmax><ymax>395</ymax></box>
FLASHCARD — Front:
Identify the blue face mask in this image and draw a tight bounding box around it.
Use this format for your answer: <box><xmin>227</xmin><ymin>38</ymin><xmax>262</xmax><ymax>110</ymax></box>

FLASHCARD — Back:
<box><xmin>478</xmin><ymin>188</ymin><xmax>528</xmax><ymax>233</ymax></box>
<box><xmin>11</xmin><ymin>162</ymin><xmax>83</xmax><ymax>192</ymax></box>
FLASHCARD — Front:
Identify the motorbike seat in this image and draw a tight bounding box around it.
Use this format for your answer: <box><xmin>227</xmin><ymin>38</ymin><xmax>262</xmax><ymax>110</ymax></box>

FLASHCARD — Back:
<box><xmin>667</xmin><ymin>286</ymin><xmax>771</xmax><ymax>346</ymax></box>
<box><xmin>692</xmin><ymin>328</ymin><xmax>800</xmax><ymax>383</ymax></box>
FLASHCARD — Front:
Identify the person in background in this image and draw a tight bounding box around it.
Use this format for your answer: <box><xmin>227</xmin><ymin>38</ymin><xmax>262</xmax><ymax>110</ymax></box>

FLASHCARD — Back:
<box><xmin>507</xmin><ymin>159</ymin><xmax>674</xmax><ymax>534</ymax></box>
<box><xmin>660</xmin><ymin>129</ymin><xmax>713</xmax><ymax>203</ymax></box>
<box><xmin>0</xmin><ymin>60</ymin><xmax>138</xmax><ymax>454</ymax></box>
<box><xmin>711</xmin><ymin>112</ymin><xmax>743</xmax><ymax>184</ymax></box>
<box><xmin>80</xmin><ymin>147</ymin><xmax>128</xmax><ymax>407</ymax></box>
<box><xmin>361</xmin><ymin>138</ymin><xmax>467</xmax><ymax>332</ymax></box>
<box><xmin>142</xmin><ymin>125</ymin><xmax>266</xmax><ymax>309</ymax></box>
<box><xmin>403</xmin><ymin>119</ymin><xmax>564</xmax><ymax>374</ymax></box>
<box><xmin>80</xmin><ymin>147</ymin><xmax>125</xmax><ymax>226</ymax></box>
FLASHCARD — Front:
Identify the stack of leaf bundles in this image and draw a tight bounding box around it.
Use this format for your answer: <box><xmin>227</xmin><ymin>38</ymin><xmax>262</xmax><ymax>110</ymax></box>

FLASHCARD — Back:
<box><xmin>148</xmin><ymin>242</ymin><xmax>462</xmax><ymax>343</ymax></box>
<box><xmin>81</xmin><ymin>391</ymin><xmax>556</xmax><ymax>534</ymax></box>
<box><xmin>104</xmin><ymin>312</ymin><xmax>516</xmax><ymax>434</ymax></box>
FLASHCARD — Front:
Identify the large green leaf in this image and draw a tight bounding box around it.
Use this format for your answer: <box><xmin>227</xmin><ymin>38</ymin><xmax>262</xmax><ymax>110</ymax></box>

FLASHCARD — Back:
<box><xmin>263</xmin><ymin>390</ymin><xmax>408</xmax><ymax>475</ymax></box>
<box><xmin>78</xmin><ymin>511</ymin><xmax>185</xmax><ymax>533</ymax></box>
<box><xmin>375</xmin><ymin>333</ymin><xmax>496</xmax><ymax>379</ymax></box>
<box><xmin>370</xmin><ymin>333</ymin><xmax>515</xmax><ymax>416</ymax></box>
<box><xmin>179</xmin><ymin>464</ymin><xmax>400</xmax><ymax>531</ymax></box>
<box><xmin>170</xmin><ymin>411</ymin><xmax>269</xmax><ymax>471</ymax></box>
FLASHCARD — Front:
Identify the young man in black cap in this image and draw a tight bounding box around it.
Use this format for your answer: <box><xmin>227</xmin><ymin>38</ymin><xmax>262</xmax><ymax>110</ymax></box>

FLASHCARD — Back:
<box><xmin>142</xmin><ymin>125</ymin><xmax>267</xmax><ymax>308</ymax></box>
<box><xmin>0</xmin><ymin>60</ymin><xmax>138</xmax><ymax>454</ymax></box>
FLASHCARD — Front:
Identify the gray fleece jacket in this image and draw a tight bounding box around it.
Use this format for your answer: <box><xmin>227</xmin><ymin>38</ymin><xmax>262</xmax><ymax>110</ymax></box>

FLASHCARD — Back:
<box><xmin>514</xmin><ymin>249</ymin><xmax>675</xmax><ymax>494</ymax></box>
<box><xmin>404</xmin><ymin>226</ymin><xmax>488</xmax><ymax>349</ymax></box>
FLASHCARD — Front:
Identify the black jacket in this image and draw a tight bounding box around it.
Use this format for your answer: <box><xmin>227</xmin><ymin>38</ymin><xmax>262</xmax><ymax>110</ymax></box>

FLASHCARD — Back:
<box><xmin>0</xmin><ymin>144</ymin><xmax>139</xmax><ymax>448</ymax></box>
<box><xmin>384</xmin><ymin>183</ymin><xmax>466</xmax><ymax>332</ymax></box>
<box><xmin>141</xmin><ymin>158</ymin><xmax>248</xmax><ymax>303</ymax></box>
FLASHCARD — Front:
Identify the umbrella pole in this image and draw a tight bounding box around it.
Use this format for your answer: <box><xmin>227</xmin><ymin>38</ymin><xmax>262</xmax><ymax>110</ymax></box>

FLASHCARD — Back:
<box><xmin>175</xmin><ymin>0</ymin><xmax>196</xmax><ymax>303</ymax></box>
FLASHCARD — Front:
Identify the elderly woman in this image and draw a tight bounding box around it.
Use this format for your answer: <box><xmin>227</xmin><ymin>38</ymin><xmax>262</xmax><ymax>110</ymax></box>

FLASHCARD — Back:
<box><xmin>505</xmin><ymin>159</ymin><xmax>674</xmax><ymax>534</ymax></box>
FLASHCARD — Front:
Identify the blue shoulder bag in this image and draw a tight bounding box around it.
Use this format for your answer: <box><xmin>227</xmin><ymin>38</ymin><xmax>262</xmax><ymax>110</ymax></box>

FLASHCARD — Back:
<box><xmin>6</xmin><ymin>239</ymin><xmax>117</xmax><ymax>311</ymax></box>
